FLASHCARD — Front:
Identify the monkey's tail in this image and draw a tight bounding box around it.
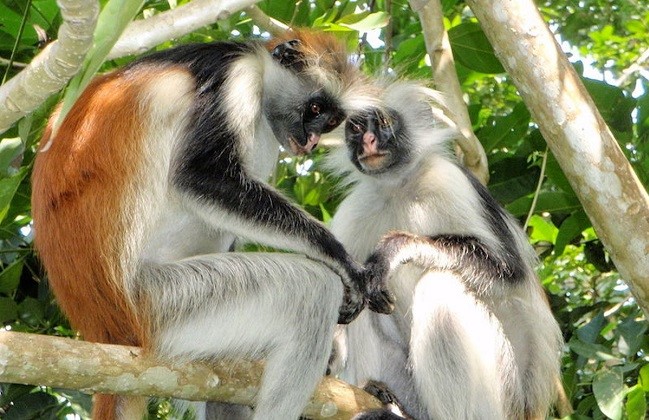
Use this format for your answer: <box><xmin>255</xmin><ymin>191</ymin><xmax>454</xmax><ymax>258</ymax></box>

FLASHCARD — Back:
<box><xmin>93</xmin><ymin>394</ymin><xmax>148</xmax><ymax>420</ymax></box>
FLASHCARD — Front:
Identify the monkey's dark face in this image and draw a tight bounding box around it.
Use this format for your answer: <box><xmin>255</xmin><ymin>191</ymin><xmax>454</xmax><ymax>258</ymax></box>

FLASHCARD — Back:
<box><xmin>345</xmin><ymin>108</ymin><xmax>411</xmax><ymax>175</ymax></box>
<box><xmin>267</xmin><ymin>91</ymin><xmax>345</xmax><ymax>156</ymax></box>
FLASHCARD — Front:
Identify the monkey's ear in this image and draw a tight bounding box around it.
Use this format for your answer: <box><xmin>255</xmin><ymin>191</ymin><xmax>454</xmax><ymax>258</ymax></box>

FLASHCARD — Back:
<box><xmin>272</xmin><ymin>39</ymin><xmax>306</xmax><ymax>73</ymax></box>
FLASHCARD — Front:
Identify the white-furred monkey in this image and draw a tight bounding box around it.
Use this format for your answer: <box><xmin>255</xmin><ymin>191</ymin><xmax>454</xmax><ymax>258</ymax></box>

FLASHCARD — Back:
<box><xmin>31</xmin><ymin>31</ymin><xmax>391</xmax><ymax>420</ymax></box>
<box><xmin>327</xmin><ymin>82</ymin><xmax>564</xmax><ymax>419</ymax></box>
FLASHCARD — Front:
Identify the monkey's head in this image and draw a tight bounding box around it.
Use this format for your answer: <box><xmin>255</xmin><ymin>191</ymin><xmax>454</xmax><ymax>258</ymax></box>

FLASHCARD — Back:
<box><xmin>344</xmin><ymin>107</ymin><xmax>412</xmax><ymax>175</ymax></box>
<box><xmin>266</xmin><ymin>30</ymin><xmax>374</xmax><ymax>155</ymax></box>
<box><xmin>334</xmin><ymin>82</ymin><xmax>456</xmax><ymax>177</ymax></box>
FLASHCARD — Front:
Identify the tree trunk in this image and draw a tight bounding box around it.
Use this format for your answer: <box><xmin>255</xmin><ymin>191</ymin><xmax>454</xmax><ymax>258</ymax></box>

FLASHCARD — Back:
<box><xmin>466</xmin><ymin>0</ymin><xmax>649</xmax><ymax>315</ymax></box>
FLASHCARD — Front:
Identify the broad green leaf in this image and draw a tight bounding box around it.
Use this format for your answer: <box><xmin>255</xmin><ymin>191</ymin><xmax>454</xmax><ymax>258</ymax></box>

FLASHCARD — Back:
<box><xmin>338</xmin><ymin>12</ymin><xmax>389</xmax><ymax>31</ymax></box>
<box><xmin>260</xmin><ymin>1</ymin><xmax>294</xmax><ymax>23</ymax></box>
<box><xmin>478</xmin><ymin>102</ymin><xmax>530</xmax><ymax>152</ymax></box>
<box><xmin>527</xmin><ymin>215</ymin><xmax>557</xmax><ymax>244</ymax></box>
<box><xmin>505</xmin><ymin>191</ymin><xmax>581</xmax><ymax>218</ymax></box>
<box><xmin>0</xmin><ymin>257</ymin><xmax>23</xmax><ymax>295</ymax></box>
<box><xmin>640</xmin><ymin>364</ymin><xmax>649</xmax><ymax>392</ymax></box>
<box><xmin>448</xmin><ymin>22</ymin><xmax>504</xmax><ymax>74</ymax></box>
<box><xmin>576</xmin><ymin>311</ymin><xmax>606</xmax><ymax>343</ymax></box>
<box><xmin>583</xmin><ymin>78</ymin><xmax>635</xmax><ymax>136</ymax></box>
<box><xmin>0</xmin><ymin>167</ymin><xmax>28</xmax><ymax>225</ymax></box>
<box><xmin>625</xmin><ymin>385</ymin><xmax>646</xmax><ymax>420</ymax></box>
<box><xmin>592</xmin><ymin>369</ymin><xmax>625</xmax><ymax>420</ymax></box>
<box><xmin>568</xmin><ymin>337</ymin><xmax>617</xmax><ymax>361</ymax></box>
<box><xmin>617</xmin><ymin>318</ymin><xmax>648</xmax><ymax>357</ymax></box>
<box><xmin>18</xmin><ymin>297</ymin><xmax>46</xmax><ymax>327</ymax></box>
<box><xmin>0</xmin><ymin>3</ymin><xmax>38</xmax><ymax>45</ymax></box>
<box><xmin>555</xmin><ymin>210</ymin><xmax>591</xmax><ymax>255</ymax></box>
<box><xmin>0</xmin><ymin>296</ymin><xmax>18</xmax><ymax>322</ymax></box>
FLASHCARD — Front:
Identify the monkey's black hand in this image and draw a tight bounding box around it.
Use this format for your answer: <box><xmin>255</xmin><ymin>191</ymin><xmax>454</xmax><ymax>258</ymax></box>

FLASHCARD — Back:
<box><xmin>338</xmin><ymin>284</ymin><xmax>366</xmax><ymax>324</ymax></box>
<box><xmin>271</xmin><ymin>39</ymin><xmax>306</xmax><ymax>73</ymax></box>
<box><xmin>364</xmin><ymin>252</ymin><xmax>396</xmax><ymax>315</ymax></box>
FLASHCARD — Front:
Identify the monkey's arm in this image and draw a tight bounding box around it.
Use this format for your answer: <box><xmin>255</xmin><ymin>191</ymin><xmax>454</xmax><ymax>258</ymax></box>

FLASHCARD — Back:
<box><xmin>365</xmin><ymin>231</ymin><xmax>523</xmax><ymax>312</ymax></box>
<box><xmin>176</xmin><ymin>161</ymin><xmax>389</xmax><ymax>322</ymax></box>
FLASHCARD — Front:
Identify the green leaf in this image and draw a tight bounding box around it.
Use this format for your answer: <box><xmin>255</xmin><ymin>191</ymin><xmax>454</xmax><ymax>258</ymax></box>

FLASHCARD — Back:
<box><xmin>18</xmin><ymin>297</ymin><xmax>45</xmax><ymax>327</ymax></box>
<box><xmin>448</xmin><ymin>22</ymin><xmax>505</xmax><ymax>74</ymax></box>
<box><xmin>617</xmin><ymin>318</ymin><xmax>648</xmax><ymax>357</ymax></box>
<box><xmin>640</xmin><ymin>364</ymin><xmax>649</xmax><ymax>392</ymax></box>
<box><xmin>576</xmin><ymin>311</ymin><xmax>606</xmax><ymax>343</ymax></box>
<box><xmin>527</xmin><ymin>215</ymin><xmax>558</xmax><ymax>244</ymax></box>
<box><xmin>568</xmin><ymin>337</ymin><xmax>617</xmax><ymax>361</ymax></box>
<box><xmin>338</xmin><ymin>12</ymin><xmax>389</xmax><ymax>31</ymax></box>
<box><xmin>505</xmin><ymin>191</ymin><xmax>581</xmax><ymax>218</ymax></box>
<box><xmin>625</xmin><ymin>385</ymin><xmax>646</xmax><ymax>420</ymax></box>
<box><xmin>0</xmin><ymin>167</ymin><xmax>28</xmax><ymax>225</ymax></box>
<box><xmin>592</xmin><ymin>369</ymin><xmax>625</xmax><ymax>420</ymax></box>
<box><xmin>0</xmin><ymin>257</ymin><xmax>23</xmax><ymax>295</ymax></box>
<box><xmin>555</xmin><ymin>210</ymin><xmax>591</xmax><ymax>255</ymax></box>
<box><xmin>478</xmin><ymin>102</ymin><xmax>531</xmax><ymax>152</ymax></box>
<box><xmin>0</xmin><ymin>296</ymin><xmax>18</xmax><ymax>323</ymax></box>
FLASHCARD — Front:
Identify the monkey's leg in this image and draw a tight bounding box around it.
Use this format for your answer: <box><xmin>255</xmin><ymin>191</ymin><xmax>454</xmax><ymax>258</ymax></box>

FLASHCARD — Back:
<box><xmin>140</xmin><ymin>253</ymin><xmax>343</xmax><ymax>420</ymax></box>
<box><xmin>409</xmin><ymin>271</ymin><xmax>512</xmax><ymax>420</ymax></box>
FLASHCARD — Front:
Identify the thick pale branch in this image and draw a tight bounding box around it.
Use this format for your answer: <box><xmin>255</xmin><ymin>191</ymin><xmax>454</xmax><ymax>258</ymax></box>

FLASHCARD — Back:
<box><xmin>0</xmin><ymin>0</ymin><xmax>99</xmax><ymax>134</ymax></box>
<box><xmin>107</xmin><ymin>0</ymin><xmax>260</xmax><ymax>59</ymax></box>
<box><xmin>410</xmin><ymin>0</ymin><xmax>489</xmax><ymax>185</ymax></box>
<box><xmin>466</xmin><ymin>0</ymin><xmax>649</xmax><ymax>315</ymax></box>
<box><xmin>0</xmin><ymin>331</ymin><xmax>381</xmax><ymax>419</ymax></box>
<box><xmin>245</xmin><ymin>5</ymin><xmax>289</xmax><ymax>37</ymax></box>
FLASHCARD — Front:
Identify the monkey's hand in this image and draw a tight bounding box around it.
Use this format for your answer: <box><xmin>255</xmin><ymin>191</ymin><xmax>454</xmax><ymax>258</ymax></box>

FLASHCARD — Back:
<box><xmin>364</xmin><ymin>248</ymin><xmax>396</xmax><ymax>315</ymax></box>
<box><xmin>271</xmin><ymin>39</ymin><xmax>306</xmax><ymax>73</ymax></box>
<box><xmin>338</xmin><ymin>283</ymin><xmax>366</xmax><ymax>324</ymax></box>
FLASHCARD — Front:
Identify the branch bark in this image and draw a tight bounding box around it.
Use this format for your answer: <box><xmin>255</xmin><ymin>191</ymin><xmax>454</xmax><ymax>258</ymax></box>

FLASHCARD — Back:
<box><xmin>0</xmin><ymin>0</ymin><xmax>99</xmax><ymax>134</ymax></box>
<box><xmin>245</xmin><ymin>5</ymin><xmax>289</xmax><ymax>37</ymax></box>
<box><xmin>106</xmin><ymin>0</ymin><xmax>260</xmax><ymax>60</ymax></box>
<box><xmin>0</xmin><ymin>331</ymin><xmax>381</xmax><ymax>419</ymax></box>
<box><xmin>410</xmin><ymin>0</ymin><xmax>490</xmax><ymax>184</ymax></box>
<box><xmin>465</xmin><ymin>0</ymin><xmax>649</xmax><ymax>316</ymax></box>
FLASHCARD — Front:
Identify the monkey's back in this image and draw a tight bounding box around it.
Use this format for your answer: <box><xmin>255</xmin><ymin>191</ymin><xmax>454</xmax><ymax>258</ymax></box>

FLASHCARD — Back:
<box><xmin>31</xmin><ymin>70</ymin><xmax>149</xmax><ymax>345</ymax></box>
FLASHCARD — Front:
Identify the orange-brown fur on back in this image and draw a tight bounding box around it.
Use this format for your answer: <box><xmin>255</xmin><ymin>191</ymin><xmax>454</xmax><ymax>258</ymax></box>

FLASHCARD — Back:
<box><xmin>32</xmin><ymin>69</ymin><xmax>147</xmax><ymax>346</ymax></box>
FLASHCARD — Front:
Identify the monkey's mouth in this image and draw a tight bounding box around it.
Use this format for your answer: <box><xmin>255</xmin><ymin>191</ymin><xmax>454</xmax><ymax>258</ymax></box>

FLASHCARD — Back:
<box><xmin>359</xmin><ymin>152</ymin><xmax>389</xmax><ymax>171</ymax></box>
<box><xmin>288</xmin><ymin>134</ymin><xmax>320</xmax><ymax>156</ymax></box>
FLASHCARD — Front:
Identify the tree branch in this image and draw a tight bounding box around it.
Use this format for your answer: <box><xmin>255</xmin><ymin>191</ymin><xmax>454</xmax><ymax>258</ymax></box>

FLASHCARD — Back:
<box><xmin>410</xmin><ymin>0</ymin><xmax>490</xmax><ymax>185</ymax></box>
<box><xmin>465</xmin><ymin>0</ymin><xmax>649</xmax><ymax>317</ymax></box>
<box><xmin>0</xmin><ymin>331</ymin><xmax>381</xmax><ymax>419</ymax></box>
<box><xmin>0</xmin><ymin>0</ymin><xmax>99</xmax><ymax>134</ymax></box>
<box><xmin>106</xmin><ymin>0</ymin><xmax>261</xmax><ymax>60</ymax></box>
<box><xmin>245</xmin><ymin>5</ymin><xmax>289</xmax><ymax>37</ymax></box>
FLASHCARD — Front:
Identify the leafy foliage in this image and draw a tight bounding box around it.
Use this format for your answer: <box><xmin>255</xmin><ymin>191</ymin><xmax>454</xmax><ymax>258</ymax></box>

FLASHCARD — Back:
<box><xmin>1</xmin><ymin>0</ymin><xmax>648</xmax><ymax>418</ymax></box>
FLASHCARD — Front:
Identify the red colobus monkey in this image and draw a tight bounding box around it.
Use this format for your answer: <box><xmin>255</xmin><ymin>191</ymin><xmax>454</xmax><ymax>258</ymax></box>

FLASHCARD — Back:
<box><xmin>31</xmin><ymin>32</ymin><xmax>390</xmax><ymax>420</ymax></box>
<box><xmin>327</xmin><ymin>83</ymin><xmax>563</xmax><ymax>419</ymax></box>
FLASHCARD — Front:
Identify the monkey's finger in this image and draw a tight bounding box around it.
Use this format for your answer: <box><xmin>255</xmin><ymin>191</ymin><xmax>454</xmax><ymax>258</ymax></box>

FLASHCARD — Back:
<box><xmin>367</xmin><ymin>288</ymin><xmax>395</xmax><ymax>315</ymax></box>
<box><xmin>337</xmin><ymin>287</ymin><xmax>366</xmax><ymax>324</ymax></box>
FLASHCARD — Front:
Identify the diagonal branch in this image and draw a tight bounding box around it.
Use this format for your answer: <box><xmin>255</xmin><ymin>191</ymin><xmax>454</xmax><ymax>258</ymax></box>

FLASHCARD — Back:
<box><xmin>106</xmin><ymin>0</ymin><xmax>261</xmax><ymax>60</ymax></box>
<box><xmin>0</xmin><ymin>0</ymin><xmax>99</xmax><ymax>134</ymax></box>
<box><xmin>410</xmin><ymin>0</ymin><xmax>490</xmax><ymax>185</ymax></box>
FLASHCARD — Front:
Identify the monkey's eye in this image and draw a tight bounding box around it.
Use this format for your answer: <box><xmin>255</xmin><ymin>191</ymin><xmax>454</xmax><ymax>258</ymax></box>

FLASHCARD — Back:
<box><xmin>379</xmin><ymin>116</ymin><xmax>391</xmax><ymax>127</ymax></box>
<box><xmin>350</xmin><ymin>122</ymin><xmax>363</xmax><ymax>133</ymax></box>
<box><xmin>310</xmin><ymin>103</ymin><xmax>321</xmax><ymax>115</ymax></box>
<box><xmin>328</xmin><ymin>117</ymin><xmax>340</xmax><ymax>127</ymax></box>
